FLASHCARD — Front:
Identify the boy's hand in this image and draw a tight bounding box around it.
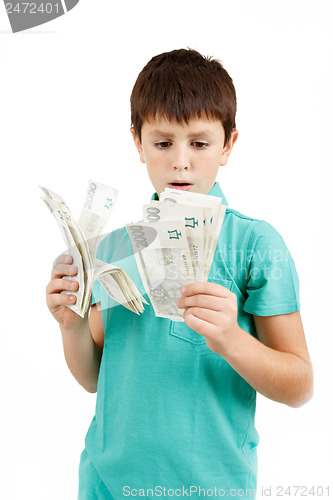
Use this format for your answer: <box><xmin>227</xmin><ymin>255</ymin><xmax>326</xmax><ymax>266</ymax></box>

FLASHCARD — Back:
<box><xmin>46</xmin><ymin>254</ymin><xmax>84</xmax><ymax>329</ymax></box>
<box><xmin>176</xmin><ymin>282</ymin><xmax>241</xmax><ymax>355</ymax></box>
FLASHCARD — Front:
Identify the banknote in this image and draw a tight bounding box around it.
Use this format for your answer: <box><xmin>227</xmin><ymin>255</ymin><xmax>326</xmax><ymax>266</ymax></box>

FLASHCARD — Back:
<box><xmin>160</xmin><ymin>188</ymin><xmax>227</xmax><ymax>279</ymax></box>
<box><xmin>127</xmin><ymin>188</ymin><xmax>227</xmax><ymax>321</ymax></box>
<box><xmin>126</xmin><ymin>220</ymin><xmax>195</xmax><ymax>321</ymax></box>
<box><xmin>94</xmin><ymin>259</ymin><xmax>147</xmax><ymax>314</ymax></box>
<box><xmin>143</xmin><ymin>202</ymin><xmax>205</xmax><ymax>282</ymax></box>
<box><xmin>78</xmin><ymin>181</ymin><xmax>119</xmax><ymax>261</ymax></box>
<box><xmin>41</xmin><ymin>190</ymin><xmax>89</xmax><ymax>315</ymax></box>
<box><xmin>40</xmin><ymin>180</ymin><xmax>146</xmax><ymax>317</ymax></box>
<box><xmin>42</xmin><ymin>181</ymin><xmax>227</xmax><ymax>321</ymax></box>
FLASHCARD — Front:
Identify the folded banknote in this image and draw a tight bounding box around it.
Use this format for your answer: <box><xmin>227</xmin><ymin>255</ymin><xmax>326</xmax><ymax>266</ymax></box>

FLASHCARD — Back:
<box><xmin>126</xmin><ymin>188</ymin><xmax>227</xmax><ymax>322</ymax></box>
<box><xmin>40</xmin><ymin>180</ymin><xmax>147</xmax><ymax>317</ymax></box>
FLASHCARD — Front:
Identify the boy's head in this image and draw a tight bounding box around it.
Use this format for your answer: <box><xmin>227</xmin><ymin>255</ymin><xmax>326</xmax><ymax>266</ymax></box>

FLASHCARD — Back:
<box><xmin>131</xmin><ymin>48</ymin><xmax>237</xmax><ymax>146</ymax></box>
<box><xmin>130</xmin><ymin>48</ymin><xmax>238</xmax><ymax>197</ymax></box>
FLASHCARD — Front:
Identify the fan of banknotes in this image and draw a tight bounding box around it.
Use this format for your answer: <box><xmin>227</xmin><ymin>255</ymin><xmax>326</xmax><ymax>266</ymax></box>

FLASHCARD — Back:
<box><xmin>126</xmin><ymin>188</ymin><xmax>227</xmax><ymax>322</ymax></box>
<box><xmin>40</xmin><ymin>180</ymin><xmax>148</xmax><ymax>318</ymax></box>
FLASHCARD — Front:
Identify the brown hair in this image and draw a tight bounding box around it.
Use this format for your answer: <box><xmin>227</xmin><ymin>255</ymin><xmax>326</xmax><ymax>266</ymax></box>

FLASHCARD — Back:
<box><xmin>130</xmin><ymin>48</ymin><xmax>237</xmax><ymax>146</ymax></box>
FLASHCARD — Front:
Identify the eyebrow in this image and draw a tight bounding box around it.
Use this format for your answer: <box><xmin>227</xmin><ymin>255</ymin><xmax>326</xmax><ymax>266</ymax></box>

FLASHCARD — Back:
<box><xmin>148</xmin><ymin>129</ymin><xmax>214</xmax><ymax>138</ymax></box>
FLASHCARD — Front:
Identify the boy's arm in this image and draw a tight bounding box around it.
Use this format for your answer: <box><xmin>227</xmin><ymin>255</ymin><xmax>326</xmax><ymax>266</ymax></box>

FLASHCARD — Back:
<box><xmin>59</xmin><ymin>304</ymin><xmax>104</xmax><ymax>393</ymax></box>
<box><xmin>46</xmin><ymin>254</ymin><xmax>104</xmax><ymax>393</ymax></box>
<box><xmin>228</xmin><ymin>312</ymin><xmax>313</xmax><ymax>407</ymax></box>
<box><xmin>177</xmin><ymin>282</ymin><xmax>313</xmax><ymax>408</ymax></box>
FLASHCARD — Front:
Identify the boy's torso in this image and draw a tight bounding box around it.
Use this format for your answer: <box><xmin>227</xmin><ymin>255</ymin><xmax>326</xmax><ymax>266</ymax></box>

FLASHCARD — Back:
<box><xmin>83</xmin><ymin>184</ymin><xmax>266</xmax><ymax>497</ymax></box>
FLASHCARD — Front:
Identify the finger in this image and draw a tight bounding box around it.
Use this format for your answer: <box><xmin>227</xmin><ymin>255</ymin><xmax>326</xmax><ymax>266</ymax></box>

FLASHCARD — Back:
<box><xmin>183</xmin><ymin>309</ymin><xmax>218</xmax><ymax>338</ymax></box>
<box><xmin>47</xmin><ymin>291</ymin><xmax>77</xmax><ymax>311</ymax></box>
<box><xmin>177</xmin><ymin>293</ymin><xmax>223</xmax><ymax>311</ymax></box>
<box><xmin>53</xmin><ymin>254</ymin><xmax>73</xmax><ymax>267</ymax></box>
<box><xmin>181</xmin><ymin>281</ymin><xmax>232</xmax><ymax>298</ymax></box>
<box><xmin>46</xmin><ymin>278</ymin><xmax>79</xmax><ymax>295</ymax></box>
<box><xmin>184</xmin><ymin>306</ymin><xmax>220</xmax><ymax>326</ymax></box>
<box><xmin>51</xmin><ymin>263</ymin><xmax>78</xmax><ymax>280</ymax></box>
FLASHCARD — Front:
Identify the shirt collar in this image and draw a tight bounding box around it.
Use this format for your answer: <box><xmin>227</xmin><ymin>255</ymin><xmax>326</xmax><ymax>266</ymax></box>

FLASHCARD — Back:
<box><xmin>151</xmin><ymin>182</ymin><xmax>228</xmax><ymax>206</ymax></box>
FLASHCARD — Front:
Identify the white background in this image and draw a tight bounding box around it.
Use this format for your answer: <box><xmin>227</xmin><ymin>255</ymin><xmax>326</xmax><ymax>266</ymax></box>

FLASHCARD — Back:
<box><xmin>0</xmin><ymin>0</ymin><xmax>332</xmax><ymax>498</ymax></box>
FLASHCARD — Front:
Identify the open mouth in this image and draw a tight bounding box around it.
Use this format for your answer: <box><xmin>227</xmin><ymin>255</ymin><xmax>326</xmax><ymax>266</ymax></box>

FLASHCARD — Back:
<box><xmin>168</xmin><ymin>182</ymin><xmax>193</xmax><ymax>186</ymax></box>
<box><xmin>167</xmin><ymin>182</ymin><xmax>193</xmax><ymax>190</ymax></box>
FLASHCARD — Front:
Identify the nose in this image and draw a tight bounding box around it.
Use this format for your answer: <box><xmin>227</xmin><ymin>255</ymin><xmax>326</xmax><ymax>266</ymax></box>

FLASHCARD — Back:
<box><xmin>173</xmin><ymin>164</ymin><xmax>188</xmax><ymax>171</ymax></box>
<box><xmin>172</xmin><ymin>145</ymin><xmax>190</xmax><ymax>171</ymax></box>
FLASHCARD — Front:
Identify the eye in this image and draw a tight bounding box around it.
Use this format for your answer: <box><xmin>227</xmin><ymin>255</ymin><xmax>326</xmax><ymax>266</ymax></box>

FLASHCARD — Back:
<box><xmin>155</xmin><ymin>141</ymin><xmax>172</xmax><ymax>149</ymax></box>
<box><xmin>192</xmin><ymin>141</ymin><xmax>208</xmax><ymax>150</ymax></box>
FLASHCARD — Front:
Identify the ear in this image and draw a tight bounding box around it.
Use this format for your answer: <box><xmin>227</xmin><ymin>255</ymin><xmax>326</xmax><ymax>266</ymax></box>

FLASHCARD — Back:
<box><xmin>220</xmin><ymin>129</ymin><xmax>238</xmax><ymax>166</ymax></box>
<box><xmin>130</xmin><ymin>127</ymin><xmax>146</xmax><ymax>164</ymax></box>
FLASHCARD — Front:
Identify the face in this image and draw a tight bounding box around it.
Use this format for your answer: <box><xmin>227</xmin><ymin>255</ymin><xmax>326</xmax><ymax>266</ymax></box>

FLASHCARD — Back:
<box><xmin>132</xmin><ymin>116</ymin><xmax>238</xmax><ymax>198</ymax></box>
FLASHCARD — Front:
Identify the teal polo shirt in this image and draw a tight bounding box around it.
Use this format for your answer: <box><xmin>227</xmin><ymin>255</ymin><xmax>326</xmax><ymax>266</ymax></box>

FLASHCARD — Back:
<box><xmin>79</xmin><ymin>182</ymin><xmax>300</xmax><ymax>499</ymax></box>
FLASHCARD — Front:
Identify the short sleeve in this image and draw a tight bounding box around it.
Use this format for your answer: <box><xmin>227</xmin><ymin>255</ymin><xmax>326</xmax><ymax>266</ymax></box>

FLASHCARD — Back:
<box><xmin>243</xmin><ymin>221</ymin><xmax>300</xmax><ymax>316</ymax></box>
<box><xmin>91</xmin><ymin>279</ymin><xmax>102</xmax><ymax>306</ymax></box>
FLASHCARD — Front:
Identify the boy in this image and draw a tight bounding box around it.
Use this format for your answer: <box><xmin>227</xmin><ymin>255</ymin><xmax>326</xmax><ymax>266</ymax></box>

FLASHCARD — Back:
<box><xmin>46</xmin><ymin>49</ymin><xmax>313</xmax><ymax>499</ymax></box>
